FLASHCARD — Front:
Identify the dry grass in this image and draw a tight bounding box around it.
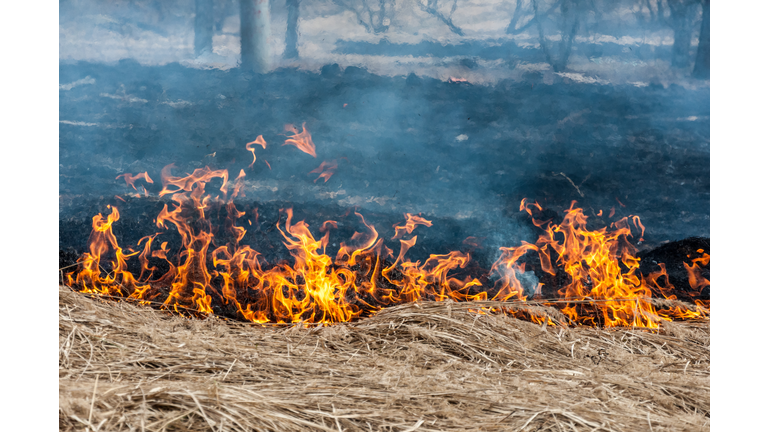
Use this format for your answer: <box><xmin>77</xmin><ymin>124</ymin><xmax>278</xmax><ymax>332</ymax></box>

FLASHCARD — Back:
<box><xmin>59</xmin><ymin>287</ymin><xmax>709</xmax><ymax>431</ymax></box>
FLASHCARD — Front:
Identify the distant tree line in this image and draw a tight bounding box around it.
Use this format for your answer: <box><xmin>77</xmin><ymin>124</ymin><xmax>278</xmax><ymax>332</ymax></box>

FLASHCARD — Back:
<box><xmin>191</xmin><ymin>0</ymin><xmax>708</xmax><ymax>78</ymax></box>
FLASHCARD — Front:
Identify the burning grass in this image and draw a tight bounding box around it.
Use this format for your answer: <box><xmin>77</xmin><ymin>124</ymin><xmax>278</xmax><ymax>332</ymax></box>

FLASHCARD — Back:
<box><xmin>64</xmin><ymin>160</ymin><xmax>710</xmax><ymax>328</ymax></box>
<box><xmin>59</xmin><ymin>286</ymin><xmax>709</xmax><ymax>431</ymax></box>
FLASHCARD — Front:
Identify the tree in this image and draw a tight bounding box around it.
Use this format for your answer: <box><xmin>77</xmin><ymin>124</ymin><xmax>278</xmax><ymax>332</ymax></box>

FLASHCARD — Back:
<box><xmin>194</xmin><ymin>0</ymin><xmax>214</xmax><ymax>56</ymax></box>
<box><xmin>667</xmin><ymin>0</ymin><xmax>699</xmax><ymax>69</ymax></box>
<box><xmin>284</xmin><ymin>0</ymin><xmax>301</xmax><ymax>59</ymax></box>
<box><xmin>332</xmin><ymin>0</ymin><xmax>395</xmax><ymax>34</ymax></box>
<box><xmin>691</xmin><ymin>0</ymin><xmax>709</xmax><ymax>79</ymax></box>
<box><xmin>636</xmin><ymin>0</ymin><xmax>703</xmax><ymax>70</ymax></box>
<box><xmin>240</xmin><ymin>0</ymin><xmax>272</xmax><ymax>73</ymax></box>
<box><xmin>530</xmin><ymin>0</ymin><xmax>588</xmax><ymax>72</ymax></box>
<box><xmin>506</xmin><ymin>0</ymin><xmax>561</xmax><ymax>35</ymax></box>
<box><xmin>415</xmin><ymin>0</ymin><xmax>463</xmax><ymax>36</ymax></box>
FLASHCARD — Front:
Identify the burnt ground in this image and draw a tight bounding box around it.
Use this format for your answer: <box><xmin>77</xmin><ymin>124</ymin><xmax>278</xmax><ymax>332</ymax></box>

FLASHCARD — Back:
<box><xmin>59</xmin><ymin>61</ymin><xmax>709</xmax><ymax>310</ymax></box>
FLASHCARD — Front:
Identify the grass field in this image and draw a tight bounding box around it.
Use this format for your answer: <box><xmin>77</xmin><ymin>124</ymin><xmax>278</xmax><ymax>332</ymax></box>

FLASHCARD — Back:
<box><xmin>59</xmin><ymin>286</ymin><xmax>709</xmax><ymax>431</ymax></box>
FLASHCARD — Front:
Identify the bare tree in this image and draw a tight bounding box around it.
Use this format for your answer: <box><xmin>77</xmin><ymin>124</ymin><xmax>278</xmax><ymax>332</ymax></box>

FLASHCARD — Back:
<box><xmin>240</xmin><ymin>0</ymin><xmax>271</xmax><ymax>73</ymax></box>
<box><xmin>636</xmin><ymin>0</ymin><xmax>702</xmax><ymax>70</ymax></box>
<box><xmin>194</xmin><ymin>0</ymin><xmax>214</xmax><ymax>56</ymax></box>
<box><xmin>285</xmin><ymin>0</ymin><xmax>300</xmax><ymax>59</ymax></box>
<box><xmin>668</xmin><ymin>0</ymin><xmax>699</xmax><ymax>68</ymax></box>
<box><xmin>531</xmin><ymin>0</ymin><xmax>587</xmax><ymax>72</ymax></box>
<box><xmin>691</xmin><ymin>0</ymin><xmax>709</xmax><ymax>79</ymax></box>
<box><xmin>506</xmin><ymin>0</ymin><xmax>561</xmax><ymax>35</ymax></box>
<box><xmin>415</xmin><ymin>0</ymin><xmax>463</xmax><ymax>36</ymax></box>
<box><xmin>332</xmin><ymin>0</ymin><xmax>395</xmax><ymax>34</ymax></box>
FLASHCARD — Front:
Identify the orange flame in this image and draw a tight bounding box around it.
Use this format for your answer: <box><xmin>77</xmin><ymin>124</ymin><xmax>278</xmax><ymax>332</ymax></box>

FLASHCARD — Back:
<box><xmin>308</xmin><ymin>160</ymin><xmax>338</xmax><ymax>183</ymax></box>
<box><xmin>684</xmin><ymin>250</ymin><xmax>710</xmax><ymax>296</ymax></box>
<box><xmin>68</xmin><ymin>167</ymin><xmax>708</xmax><ymax>328</ymax></box>
<box><xmin>116</xmin><ymin>172</ymin><xmax>154</xmax><ymax>190</ymax></box>
<box><xmin>392</xmin><ymin>213</ymin><xmax>432</xmax><ymax>240</ymax></box>
<box><xmin>246</xmin><ymin>135</ymin><xmax>267</xmax><ymax>168</ymax></box>
<box><xmin>283</xmin><ymin>123</ymin><xmax>316</xmax><ymax>157</ymax></box>
<box><xmin>487</xmin><ymin>199</ymin><xmax>707</xmax><ymax>328</ymax></box>
<box><xmin>159</xmin><ymin>164</ymin><xmax>229</xmax><ymax>198</ymax></box>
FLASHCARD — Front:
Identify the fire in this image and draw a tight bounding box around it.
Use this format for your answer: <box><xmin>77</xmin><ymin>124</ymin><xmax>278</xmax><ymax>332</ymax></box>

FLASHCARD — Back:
<box><xmin>284</xmin><ymin>123</ymin><xmax>316</xmax><ymax>157</ymax></box>
<box><xmin>487</xmin><ymin>199</ymin><xmax>696</xmax><ymax>328</ymax></box>
<box><xmin>684</xmin><ymin>249</ymin><xmax>710</xmax><ymax>295</ymax></box>
<box><xmin>116</xmin><ymin>172</ymin><xmax>154</xmax><ymax>190</ymax></box>
<box><xmin>159</xmin><ymin>163</ymin><xmax>229</xmax><ymax>198</ymax></box>
<box><xmin>392</xmin><ymin>213</ymin><xmax>432</xmax><ymax>240</ymax></box>
<box><xmin>308</xmin><ymin>160</ymin><xmax>338</xmax><ymax>183</ymax></box>
<box><xmin>245</xmin><ymin>135</ymin><xmax>267</xmax><ymax>168</ymax></box>
<box><xmin>67</xmin><ymin>165</ymin><xmax>708</xmax><ymax>328</ymax></box>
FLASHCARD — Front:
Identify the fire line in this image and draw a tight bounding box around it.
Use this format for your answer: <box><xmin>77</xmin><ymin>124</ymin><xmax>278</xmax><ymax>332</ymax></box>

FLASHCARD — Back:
<box><xmin>67</xmin><ymin>164</ymin><xmax>709</xmax><ymax>328</ymax></box>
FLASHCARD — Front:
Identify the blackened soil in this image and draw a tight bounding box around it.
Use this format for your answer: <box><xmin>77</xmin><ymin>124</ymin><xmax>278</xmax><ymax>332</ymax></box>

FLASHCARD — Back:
<box><xmin>60</xmin><ymin>61</ymin><xmax>709</xmax><ymax>247</ymax></box>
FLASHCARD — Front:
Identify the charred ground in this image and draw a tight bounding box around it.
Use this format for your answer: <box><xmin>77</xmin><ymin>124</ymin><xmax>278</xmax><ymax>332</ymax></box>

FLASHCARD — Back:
<box><xmin>60</xmin><ymin>60</ymin><xmax>709</xmax><ymax>242</ymax></box>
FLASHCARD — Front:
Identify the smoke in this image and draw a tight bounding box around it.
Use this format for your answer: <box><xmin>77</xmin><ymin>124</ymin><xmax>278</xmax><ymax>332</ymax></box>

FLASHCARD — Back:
<box><xmin>59</xmin><ymin>0</ymin><xmax>709</xmax><ymax>261</ymax></box>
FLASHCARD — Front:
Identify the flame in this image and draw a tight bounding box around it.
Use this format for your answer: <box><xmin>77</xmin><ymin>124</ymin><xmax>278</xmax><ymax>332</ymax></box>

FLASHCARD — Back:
<box><xmin>246</xmin><ymin>135</ymin><xmax>267</xmax><ymax>168</ymax></box>
<box><xmin>308</xmin><ymin>160</ymin><xmax>338</xmax><ymax>183</ymax></box>
<box><xmin>486</xmin><ymin>199</ymin><xmax>707</xmax><ymax>328</ymax></box>
<box><xmin>283</xmin><ymin>123</ymin><xmax>316</xmax><ymax>157</ymax></box>
<box><xmin>116</xmin><ymin>172</ymin><xmax>154</xmax><ymax>190</ymax></box>
<box><xmin>159</xmin><ymin>163</ymin><xmax>229</xmax><ymax>198</ymax></box>
<box><xmin>684</xmin><ymin>250</ymin><xmax>710</xmax><ymax>295</ymax></box>
<box><xmin>68</xmin><ymin>166</ymin><xmax>708</xmax><ymax>327</ymax></box>
<box><xmin>231</xmin><ymin>169</ymin><xmax>247</xmax><ymax>199</ymax></box>
<box><xmin>392</xmin><ymin>213</ymin><xmax>433</xmax><ymax>240</ymax></box>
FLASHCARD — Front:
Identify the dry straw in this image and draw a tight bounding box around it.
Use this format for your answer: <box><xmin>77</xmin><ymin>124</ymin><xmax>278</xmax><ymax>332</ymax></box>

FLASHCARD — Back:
<box><xmin>59</xmin><ymin>286</ymin><xmax>709</xmax><ymax>431</ymax></box>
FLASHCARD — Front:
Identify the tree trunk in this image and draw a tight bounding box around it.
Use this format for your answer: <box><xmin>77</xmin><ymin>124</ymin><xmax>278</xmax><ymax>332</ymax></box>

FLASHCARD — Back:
<box><xmin>284</xmin><ymin>0</ymin><xmax>300</xmax><ymax>59</ymax></box>
<box><xmin>194</xmin><ymin>0</ymin><xmax>214</xmax><ymax>56</ymax></box>
<box><xmin>692</xmin><ymin>0</ymin><xmax>710</xmax><ymax>79</ymax></box>
<box><xmin>240</xmin><ymin>0</ymin><xmax>272</xmax><ymax>73</ymax></box>
<box><xmin>555</xmin><ymin>1</ymin><xmax>579</xmax><ymax>73</ymax></box>
<box><xmin>671</xmin><ymin>23</ymin><xmax>693</xmax><ymax>69</ymax></box>
<box><xmin>532</xmin><ymin>0</ymin><xmax>578</xmax><ymax>73</ymax></box>
<box><xmin>668</xmin><ymin>0</ymin><xmax>697</xmax><ymax>70</ymax></box>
